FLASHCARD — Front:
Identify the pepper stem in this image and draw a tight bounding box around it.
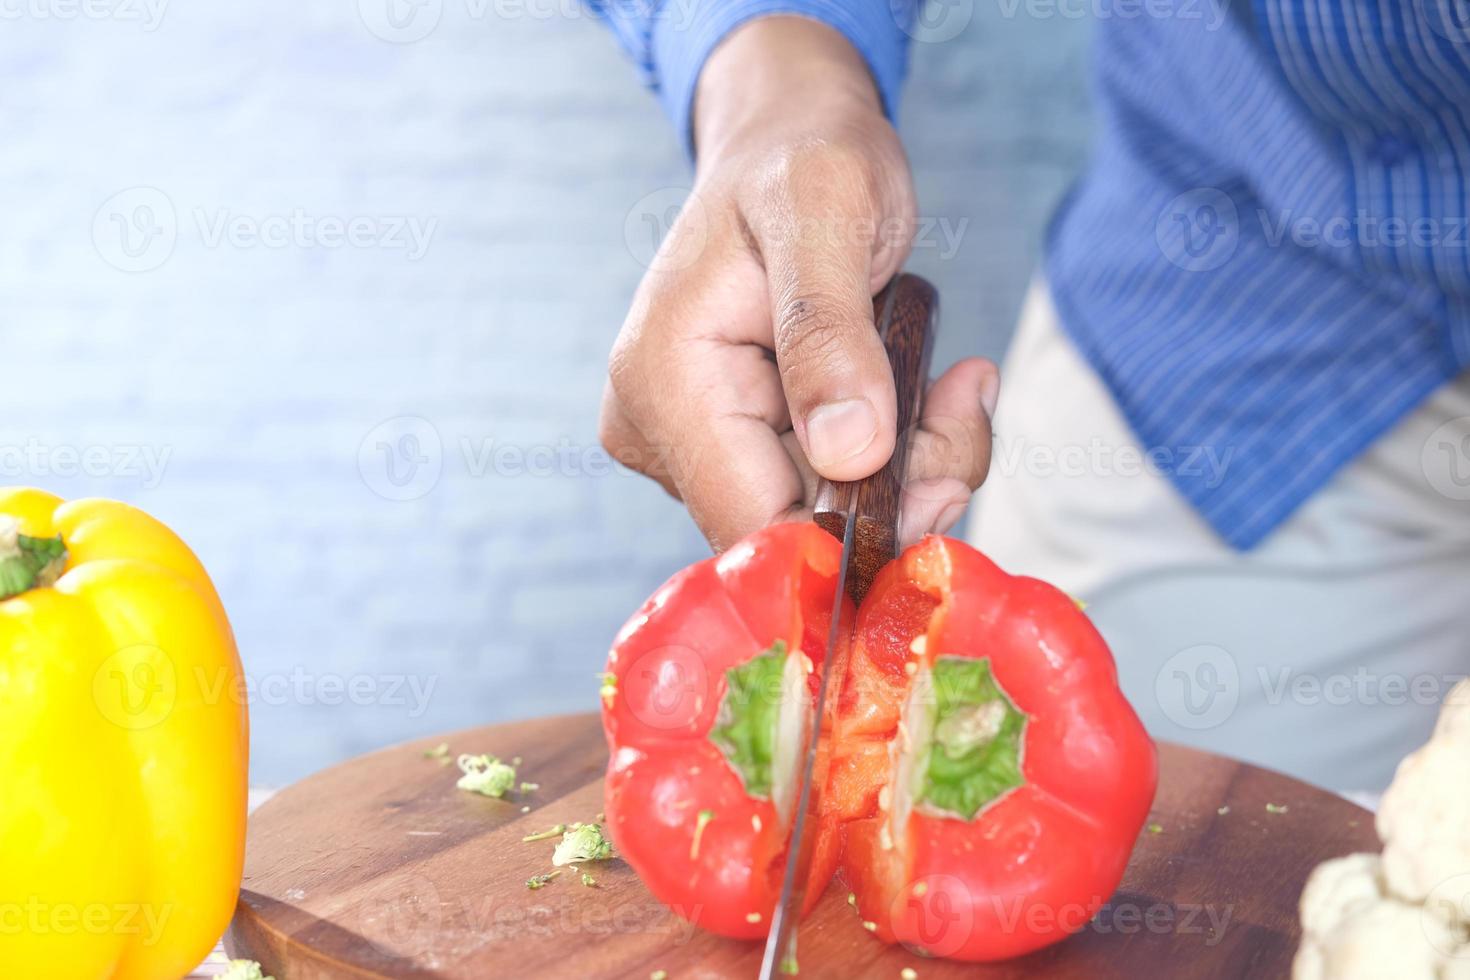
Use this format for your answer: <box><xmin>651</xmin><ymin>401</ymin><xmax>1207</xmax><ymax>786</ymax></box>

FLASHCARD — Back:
<box><xmin>0</xmin><ymin>517</ymin><xmax>68</xmax><ymax>600</ymax></box>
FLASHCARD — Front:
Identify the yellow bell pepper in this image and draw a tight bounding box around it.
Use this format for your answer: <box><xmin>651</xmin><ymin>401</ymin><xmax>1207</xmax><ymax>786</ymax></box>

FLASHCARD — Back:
<box><xmin>0</xmin><ymin>487</ymin><xmax>248</xmax><ymax>980</ymax></box>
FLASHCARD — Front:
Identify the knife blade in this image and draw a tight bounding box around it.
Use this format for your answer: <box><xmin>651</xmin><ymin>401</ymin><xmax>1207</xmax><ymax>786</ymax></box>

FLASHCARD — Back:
<box><xmin>757</xmin><ymin>273</ymin><xmax>939</xmax><ymax>978</ymax></box>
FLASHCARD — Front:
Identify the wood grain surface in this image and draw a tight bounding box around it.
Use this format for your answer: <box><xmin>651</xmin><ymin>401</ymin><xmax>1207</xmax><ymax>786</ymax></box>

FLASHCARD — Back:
<box><xmin>226</xmin><ymin>713</ymin><xmax>1377</xmax><ymax>979</ymax></box>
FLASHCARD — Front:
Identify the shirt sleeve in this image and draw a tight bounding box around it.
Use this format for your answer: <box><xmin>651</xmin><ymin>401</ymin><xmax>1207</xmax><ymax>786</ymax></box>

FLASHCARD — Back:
<box><xmin>586</xmin><ymin>0</ymin><xmax>914</xmax><ymax>154</ymax></box>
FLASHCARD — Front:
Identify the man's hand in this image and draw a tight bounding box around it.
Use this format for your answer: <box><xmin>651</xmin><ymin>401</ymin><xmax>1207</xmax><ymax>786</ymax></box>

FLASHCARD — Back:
<box><xmin>601</xmin><ymin>16</ymin><xmax>998</xmax><ymax>551</ymax></box>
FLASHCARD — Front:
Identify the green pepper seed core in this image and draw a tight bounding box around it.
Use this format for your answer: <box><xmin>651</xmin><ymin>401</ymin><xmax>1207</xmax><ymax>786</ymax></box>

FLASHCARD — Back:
<box><xmin>916</xmin><ymin>656</ymin><xmax>1028</xmax><ymax>820</ymax></box>
<box><xmin>709</xmin><ymin>642</ymin><xmax>790</xmax><ymax>799</ymax></box>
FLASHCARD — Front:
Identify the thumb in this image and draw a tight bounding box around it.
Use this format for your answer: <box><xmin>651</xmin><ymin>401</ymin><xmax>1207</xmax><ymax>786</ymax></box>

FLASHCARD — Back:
<box><xmin>758</xmin><ymin>215</ymin><xmax>898</xmax><ymax>482</ymax></box>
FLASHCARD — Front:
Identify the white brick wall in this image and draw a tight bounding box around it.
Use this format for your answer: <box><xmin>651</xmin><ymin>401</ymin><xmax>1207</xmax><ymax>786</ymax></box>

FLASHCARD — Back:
<box><xmin>0</xmin><ymin>0</ymin><xmax>1090</xmax><ymax>784</ymax></box>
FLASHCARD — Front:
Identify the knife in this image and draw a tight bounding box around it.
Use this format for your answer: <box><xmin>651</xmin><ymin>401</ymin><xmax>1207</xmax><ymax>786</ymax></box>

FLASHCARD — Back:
<box><xmin>757</xmin><ymin>273</ymin><xmax>939</xmax><ymax>978</ymax></box>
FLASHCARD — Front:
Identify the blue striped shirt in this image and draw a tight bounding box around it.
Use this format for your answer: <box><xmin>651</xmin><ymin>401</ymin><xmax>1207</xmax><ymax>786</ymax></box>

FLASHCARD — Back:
<box><xmin>592</xmin><ymin>0</ymin><xmax>1470</xmax><ymax>548</ymax></box>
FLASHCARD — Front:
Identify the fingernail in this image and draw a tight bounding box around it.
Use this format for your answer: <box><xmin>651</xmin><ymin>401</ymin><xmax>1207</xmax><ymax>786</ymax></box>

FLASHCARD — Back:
<box><xmin>979</xmin><ymin>370</ymin><xmax>1001</xmax><ymax>419</ymax></box>
<box><xmin>806</xmin><ymin>398</ymin><xmax>878</xmax><ymax>467</ymax></box>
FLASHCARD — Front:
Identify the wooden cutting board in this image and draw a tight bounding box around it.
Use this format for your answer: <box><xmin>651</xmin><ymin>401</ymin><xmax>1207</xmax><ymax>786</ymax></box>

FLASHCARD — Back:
<box><xmin>226</xmin><ymin>712</ymin><xmax>1376</xmax><ymax>979</ymax></box>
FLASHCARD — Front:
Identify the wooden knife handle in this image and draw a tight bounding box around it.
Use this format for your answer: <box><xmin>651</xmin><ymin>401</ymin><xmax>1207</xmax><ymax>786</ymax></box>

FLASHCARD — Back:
<box><xmin>814</xmin><ymin>273</ymin><xmax>938</xmax><ymax>601</ymax></box>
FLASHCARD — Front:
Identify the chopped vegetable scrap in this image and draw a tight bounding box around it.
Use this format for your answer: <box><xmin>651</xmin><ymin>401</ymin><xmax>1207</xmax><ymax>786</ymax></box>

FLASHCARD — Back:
<box><xmin>526</xmin><ymin>871</ymin><xmax>561</xmax><ymax>890</ymax></box>
<box><xmin>456</xmin><ymin>754</ymin><xmax>516</xmax><ymax>797</ymax></box>
<box><xmin>218</xmin><ymin>960</ymin><xmax>275</xmax><ymax>980</ymax></box>
<box><xmin>553</xmin><ymin>823</ymin><xmax>614</xmax><ymax>866</ymax></box>
<box><xmin>522</xmin><ymin>824</ymin><xmax>566</xmax><ymax>843</ymax></box>
<box><xmin>689</xmin><ymin>810</ymin><xmax>714</xmax><ymax>861</ymax></box>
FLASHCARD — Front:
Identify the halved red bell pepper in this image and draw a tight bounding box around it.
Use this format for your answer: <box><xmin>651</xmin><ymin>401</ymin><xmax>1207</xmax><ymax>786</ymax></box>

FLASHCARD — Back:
<box><xmin>829</xmin><ymin>534</ymin><xmax>1157</xmax><ymax>960</ymax></box>
<box><xmin>601</xmin><ymin>525</ymin><xmax>1157</xmax><ymax>959</ymax></box>
<box><xmin>601</xmin><ymin>523</ymin><xmax>849</xmax><ymax>939</ymax></box>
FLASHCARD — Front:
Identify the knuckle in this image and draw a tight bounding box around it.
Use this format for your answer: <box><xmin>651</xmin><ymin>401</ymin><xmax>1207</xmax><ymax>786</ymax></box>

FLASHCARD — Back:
<box><xmin>607</xmin><ymin>327</ymin><xmax>649</xmax><ymax>404</ymax></box>
<box><xmin>597</xmin><ymin>407</ymin><xmax>648</xmax><ymax>477</ymax></box>
<box><xmin>605</xmin><ymin>342</ymin><xmax>669</xmax><ymax>464</ymax></box>
<box><xmin>792</xmin><ymin>139</ymin><xmax>880</xmax><ymax>197</ymax></box>
<box><xmin>595</xmin><ymin>404</ymin><xmax>627</xmax><ymax>455</ymax></box>
<box><xmin>774</xmin><ymin>295</ymin><xmax>856</xmax><ymax>383</ymax></box>
<box><xmin>760</xmin><ymin>138</ymin><xmax>881</xmax><ymax>219</ymax></box>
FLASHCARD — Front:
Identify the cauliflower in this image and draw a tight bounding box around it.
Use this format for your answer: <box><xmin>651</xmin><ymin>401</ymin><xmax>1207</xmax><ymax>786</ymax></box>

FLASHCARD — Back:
<box><xmin>218</xmin><ymin>961</ymin><xmax>275</xmax><ymax>980</ymax></box>
<box><xmin>1293</xmin><ymin>855</ymin><xmax>1467</xmax><ymax>980</ymax></box>
<box><xmin>1377</xmin><ymin>680</ymin><xmax>1470</xmax><ymax>920</ymax></box>
<box><xmin>1299</xmin><ymin>853</ymin><xmax>1386</xmax><ymax>941</ymax></box>
<box><xmin>1294</xmin><ymin>681</ymin><xmax>1470</xmax><ymax>978</ymax></box>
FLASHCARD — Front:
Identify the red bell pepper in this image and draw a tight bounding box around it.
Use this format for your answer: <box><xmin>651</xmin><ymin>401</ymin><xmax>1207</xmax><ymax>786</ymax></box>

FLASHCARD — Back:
<box><xmin>601</xmin><ymin>524</ymin><xmax>1156</xmax><ymax>960</ymax></box>
<box><xmin>828</xmin><ymin>534</ymin><xmax>1157</xmax><ymax>960</ymax></box>
<box><xmin>601</xmin><ymin>523</ymin><xmax>850</xmax><ymax>939</ymax></box>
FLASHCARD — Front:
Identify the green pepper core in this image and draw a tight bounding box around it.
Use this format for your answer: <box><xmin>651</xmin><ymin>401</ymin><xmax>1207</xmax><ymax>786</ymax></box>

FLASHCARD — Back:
<box><xmin>709</xmin><ymin>642</ymin><xmax>788</xmax><ymax>798</ymax></box>
<box><xmin>917</xmin><ymin>656</ymin><xmax>1027</xmax><ymax>820</ymax></box>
